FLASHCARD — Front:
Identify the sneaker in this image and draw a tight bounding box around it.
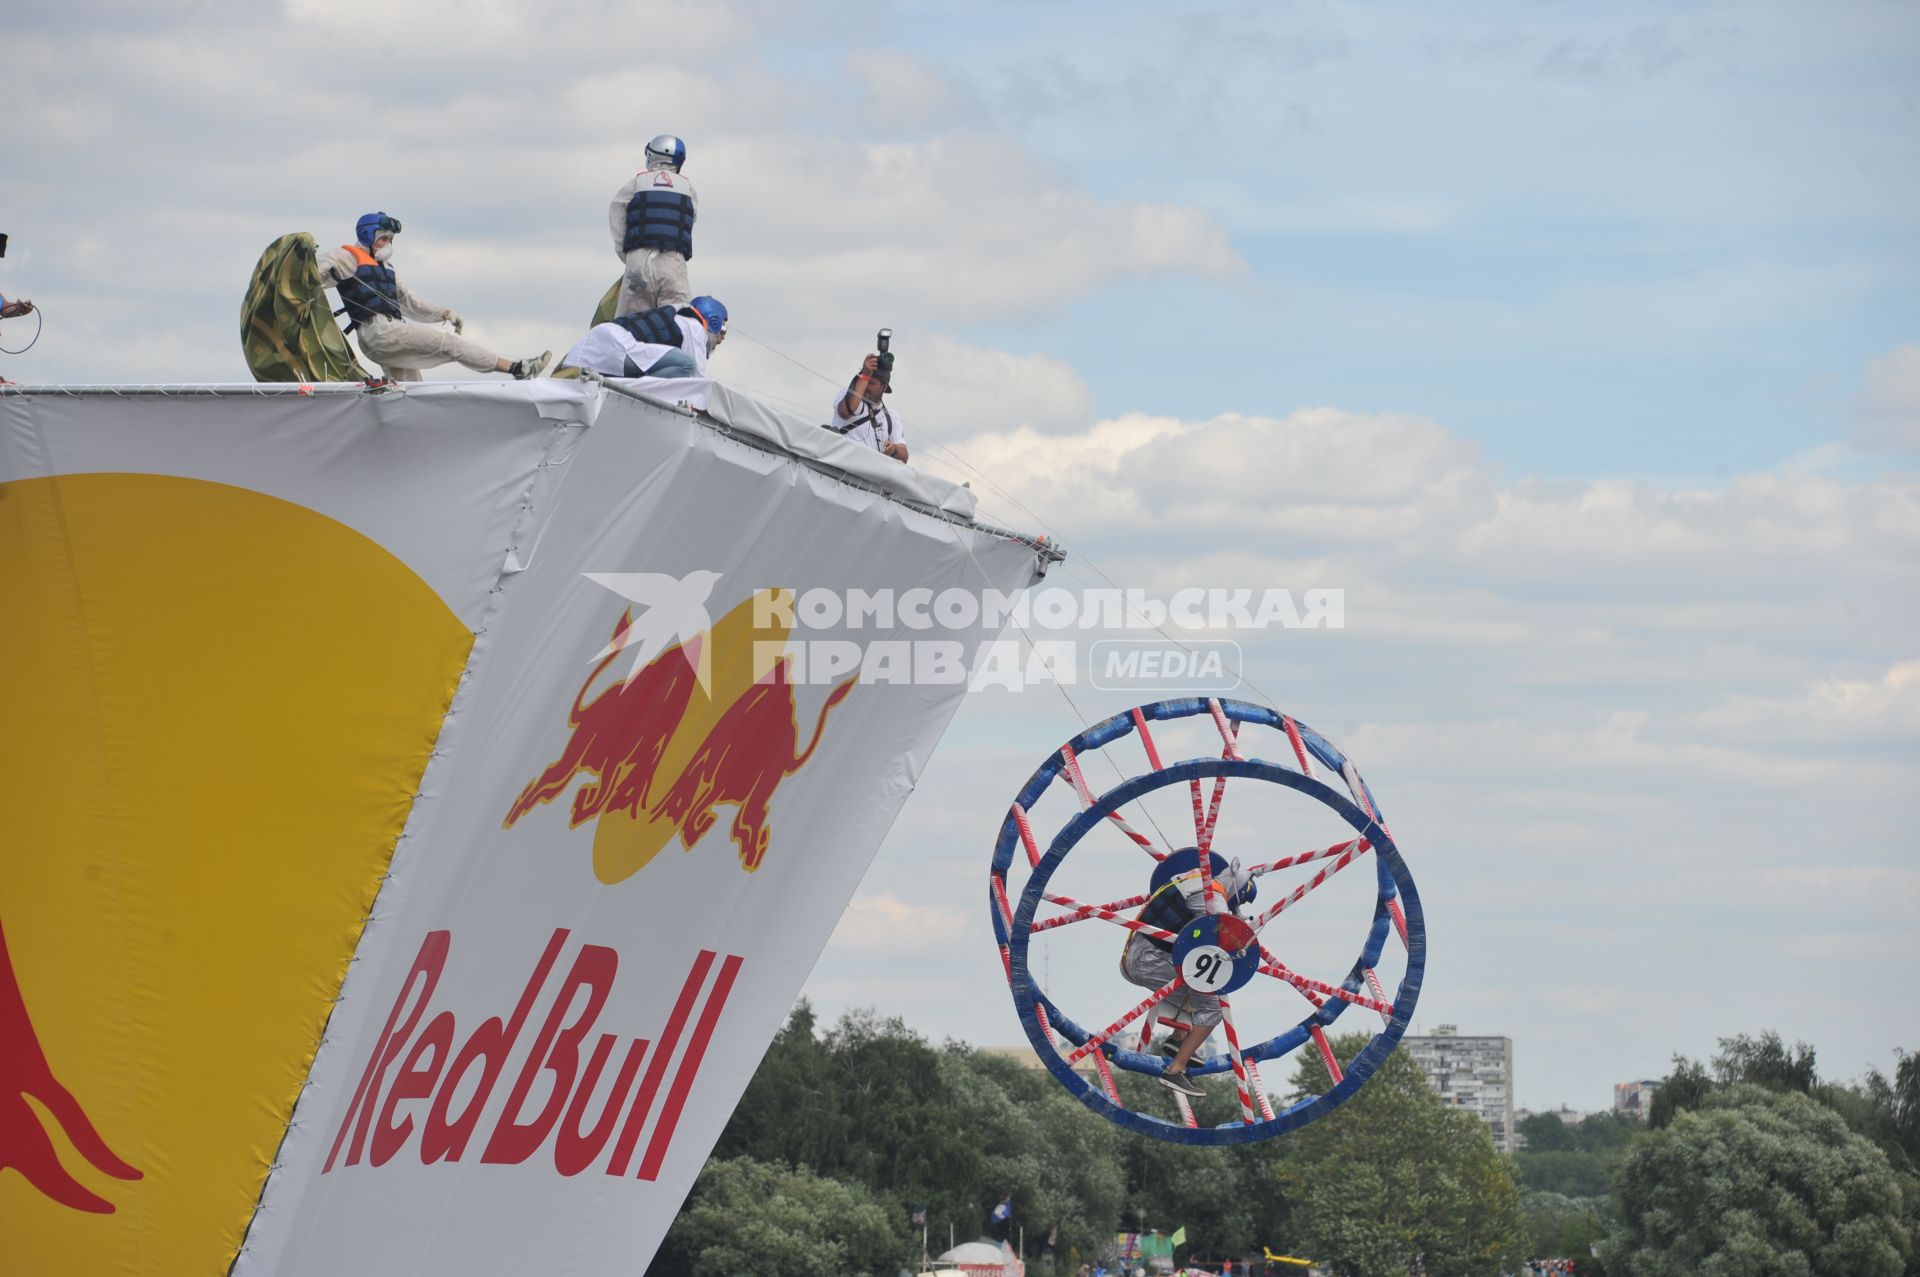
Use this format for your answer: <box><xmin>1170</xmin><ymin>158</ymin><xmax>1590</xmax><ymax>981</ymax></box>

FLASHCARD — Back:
<box><xmin>511</xmin><ymin>350</ymin><xmax>554</xmax><ymax>380</ymax></box>
<box><xmin>1157</xmin><ymin>1068</ymin><xmax>1205</xmax><ymax>1098</ymax></box>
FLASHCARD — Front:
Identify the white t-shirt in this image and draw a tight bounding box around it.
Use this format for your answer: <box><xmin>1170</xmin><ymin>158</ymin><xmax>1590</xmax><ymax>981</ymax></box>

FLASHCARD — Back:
<box><xmin>609</xmin><ymin>168</ymin><xmax>700</xmax><ymax>256</ymax></box>
<box><xmin>827</xmin><ymin>392</ymin><xmax>906</xmax><ymax>452</ymax></box>
<box><xmin>564</xmin><ymin>315</ymin><xmax>710</xmax><ymax>378</ymax></box>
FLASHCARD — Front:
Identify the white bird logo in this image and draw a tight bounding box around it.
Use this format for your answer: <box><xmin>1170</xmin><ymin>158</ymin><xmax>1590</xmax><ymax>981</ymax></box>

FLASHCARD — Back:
<box><xmin>583</xmin><ymin>570</ymin><xmax>722</xmax><ymax>690</ymax></box>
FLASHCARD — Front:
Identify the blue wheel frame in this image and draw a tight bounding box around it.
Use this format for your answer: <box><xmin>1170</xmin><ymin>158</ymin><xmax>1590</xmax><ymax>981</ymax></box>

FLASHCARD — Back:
<box><xmin>988</xmin><ymin>698</ymin><xmax>1427</xmax><ymax>1145</ymax></box>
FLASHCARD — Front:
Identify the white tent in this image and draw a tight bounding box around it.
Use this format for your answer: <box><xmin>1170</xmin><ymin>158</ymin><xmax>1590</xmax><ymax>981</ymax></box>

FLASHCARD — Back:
<box><xmin>933</xmin><ymin>1240</ymin><xmax>1023</xmax><ymax>1277</ymax></box>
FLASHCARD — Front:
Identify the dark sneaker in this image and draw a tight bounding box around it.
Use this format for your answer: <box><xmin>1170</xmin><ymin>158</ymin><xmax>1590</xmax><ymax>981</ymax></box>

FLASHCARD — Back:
<box><xmin>511</xmin><ymin>350</ymin><xmax>554</xmax><ymax>380</ymax></box>
<box><xmin>1157</xmin><ymin>1068</ymin><xmax>1205</xmax><ymax>1098</ymax></box>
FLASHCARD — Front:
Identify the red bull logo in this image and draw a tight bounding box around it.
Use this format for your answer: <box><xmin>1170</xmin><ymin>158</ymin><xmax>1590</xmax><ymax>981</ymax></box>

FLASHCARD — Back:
<box><xmin>504</xmin><ymin>591</ymin><xmax>855</xmax><ymax>883</ymax></box>
<box><xmin>324</xmin><ymin>928</ymin><xmax>739</xmax><ymax>1182</ymax></box>
<box><xmin>0</xmin><ymin>917</ymin><xmax>142</xmax><ymax>1214</ymax></box>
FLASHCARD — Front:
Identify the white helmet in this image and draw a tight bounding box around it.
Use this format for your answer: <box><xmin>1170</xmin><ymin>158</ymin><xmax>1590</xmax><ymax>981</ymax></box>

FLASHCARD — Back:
<box><xmin>645</xmin><ymin>134</ymin><xmax>687</xmax><ymax>171</ymax></box>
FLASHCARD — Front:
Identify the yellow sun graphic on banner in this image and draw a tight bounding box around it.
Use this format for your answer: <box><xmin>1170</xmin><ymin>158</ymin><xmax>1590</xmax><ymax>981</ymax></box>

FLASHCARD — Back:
<box><xmin>0</xmin><ymin>472</ymin><xmax>469</xmax><ymax>1274</ymax></box>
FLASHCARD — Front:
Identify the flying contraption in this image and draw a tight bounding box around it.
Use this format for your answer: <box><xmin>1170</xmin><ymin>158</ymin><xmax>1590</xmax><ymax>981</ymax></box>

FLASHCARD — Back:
<box><xmin>0</xmin><ymin>375</ymin><xmax>1055</xmax><ymax>1275</ymax></box>
<box><xmin>990</xmin><ymin>697</ymin><xmax>1424</xmax><ymax>1143</ymax></box>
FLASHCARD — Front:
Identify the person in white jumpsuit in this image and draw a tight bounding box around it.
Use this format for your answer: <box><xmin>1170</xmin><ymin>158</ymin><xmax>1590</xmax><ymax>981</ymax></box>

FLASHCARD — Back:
<box><xmin>561</xmin><ymin>297</ymin><xmax>727</xmax><ymax>380</ymax></box>
<box><xmin>610</xmin><ymin>134</ymin><xmax>698</xmax><ymax>316</ymax></box>
<box><xmin>314</xmin><ymin>213</ymin><xmax>551</xmax><ymax>382</ymax></box>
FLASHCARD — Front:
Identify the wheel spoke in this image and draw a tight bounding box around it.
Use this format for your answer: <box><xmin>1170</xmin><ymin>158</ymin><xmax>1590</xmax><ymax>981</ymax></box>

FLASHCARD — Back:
<box><xmin>1255</xmin><ymin>948</ymin><xmax>1396</xmax><ymax>1016</ymax></box>
<box><xmin>1217</xmin><ymin>999</ymin><xmax>1259</xmax><ymax>1125</ymax></box>
<box><xmin>1249</xmin><ymin>838</ymin><xmax>1372</xmax><ymax>932</ymax></box>
<box><xmin>1059</xmin><ymin>743</ymin><xmax>1166</xmax><ymax>861</ymax></box>
<box><xmin>1066</xmin><ymin>978</ymin><xmax>1181</xmax><ymax>1065</ymax></box>
<box><xmin>1032</xmin><ymin>890</ymin><xmax>1150</xmax><ymax>933</ymax></box>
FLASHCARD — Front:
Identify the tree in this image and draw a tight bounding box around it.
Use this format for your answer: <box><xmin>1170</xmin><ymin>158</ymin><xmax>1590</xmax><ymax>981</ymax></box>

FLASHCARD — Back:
<box><xmin>1647</xmin><ymin>1056</ymin><xmax>1712</xmax><ymax>1130</ymax></box>
<box><xmin>653</xmin><ymin>1157</ymin><xmax>906</xmax><ymax>1277</ymax></box>
<box><xmin>1512</xmin><ymin>1150</ymin><xmax>1612</xmax><ymax>1198</ymax></box>
<box><xmin>712</xmin><ymin>1000</ymin><xmax>839</xmax><ymax>1168</ymax></box>
<box><xmin>1515</xmin><ymin>1110</ymin><xmax>1635</xmax><ymax>1206</ymax></box>
<box><xmin>931</xmin><ymin>1045</ymin><xmax>1127</xmax><ymax>1259</ymax></box>
<box><xmin>1273</xmin><ymin>1036</ymin><xmax>1526</xmax><ymax>1277</ymax></box>
<box><xmin>1521</xmin><ymin>1191</ymin><xmax>1607</xmax><ymax>1261</ymax></box>
<box><xmin>1712</xmin><ymin>1030</ymin><xmax>1818</xmax><ymax>1095</ymax></box>
<box><xmin>1575</xmin><ymin>1111</ymin><xmax>1634</xmax><ymax>1153</ymax></box>
<box><xmin>1604</xmin><ymin>1084</ymin><xmax>1910</xmax><ymax>1277</ymax></box>
<box><xmin>1517</xmin><ymin>1112</ymin><xmax>1579</xmax><ymax>1153</ymax></box>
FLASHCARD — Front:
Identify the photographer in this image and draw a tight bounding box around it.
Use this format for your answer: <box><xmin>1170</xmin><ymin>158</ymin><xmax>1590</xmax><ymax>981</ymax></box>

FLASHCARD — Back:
<box><xmin>0</xmin><ymin>231</ymin><xmax>36</xmax><ymax>384</ymax></box>
<box><xmin>828</xmin><ymin>347</ymin><xmax>908</xmax><ymax>463</ymax></box>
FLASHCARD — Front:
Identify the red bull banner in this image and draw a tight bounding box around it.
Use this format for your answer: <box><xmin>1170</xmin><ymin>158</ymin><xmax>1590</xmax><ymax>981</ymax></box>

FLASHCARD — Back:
<box><xmin>1</xmin><ymin>382</ymin><xmax>1045</xmax><ymax>1276</ymax></box>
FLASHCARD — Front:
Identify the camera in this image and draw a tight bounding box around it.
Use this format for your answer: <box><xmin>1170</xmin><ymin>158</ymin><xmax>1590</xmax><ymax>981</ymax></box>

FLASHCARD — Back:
<box><xmin>0</xmin><ymin>232</ymin><xmax>9</xmax><ymax>258</ymax></box>
<box><xmin>876</xmin><ymin>327</ymin><xmax>891</xmax><ymax>355</ymax></box>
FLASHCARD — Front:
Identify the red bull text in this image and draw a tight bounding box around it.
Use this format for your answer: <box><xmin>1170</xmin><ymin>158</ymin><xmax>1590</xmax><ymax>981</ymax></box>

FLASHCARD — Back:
<box><xmin>324</xmin><ymin>929</ymin><xmax>741</xmax><ymax>1182</ymax></box>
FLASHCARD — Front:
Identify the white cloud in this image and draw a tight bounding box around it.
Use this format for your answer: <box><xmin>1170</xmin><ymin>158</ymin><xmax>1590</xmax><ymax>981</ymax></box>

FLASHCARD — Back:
<box><xmin>0</xmin><ymin>10</ymin><xmax>1245</xmax><ymax>386</ymax></box>
<box><xmin>1685</xmin><ymin>659</ymin><xmax>1920</xmax><ymax>746</ymax></box>
<box><xmin>834</xmin><ymin>891</ymin><xmax>971</xmax><ymax>955</ymax></box>
<box><xmin>838</xmin><ymin>50</ymin><xmax>985</xmax><ymax>129</ymax></box>
<box><xmin>1857</xmin><ymin>343</ymin><xmax>1920</xmax><ymax>450</ymax></box>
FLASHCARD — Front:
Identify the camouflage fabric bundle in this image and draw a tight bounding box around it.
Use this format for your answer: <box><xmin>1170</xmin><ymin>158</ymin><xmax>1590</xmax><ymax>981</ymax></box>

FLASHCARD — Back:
<box><xmin>591</xmin><ymin>278</ymin><xmax>620</xmax><ymax>328</ymax></box>
<box><xmin>240</xmin><ymin>231</ymin><xmax>370</xmax><ymax>383</ymax></box>
<box><xmin>551</xmin><ymin>279</ymin><xmax>623</xmax><ymax>380</ymax></box>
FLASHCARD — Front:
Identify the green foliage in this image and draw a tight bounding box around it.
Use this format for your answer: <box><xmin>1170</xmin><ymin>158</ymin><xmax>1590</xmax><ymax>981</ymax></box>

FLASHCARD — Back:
<box><xmin>931</xmin><ymin>1045</ymin><xmax>1127</xmax><ymax>1258</ymax></box>
<box><xmin>1648</xmin><ymin>1056</ymin><xmax>1712</xmax><ymax>1130</ymax></box>
<box><xmin>702</xmin><ymin>1003</ymin><xmax>1126</xmax><ymax>1261</ymax></box>
<box><xmin>1517</xmin><ymin>1112</ymin><xmax>1579</xmax><ymax>1153</ymax></box>
<box><xmin>1514</xmin><ymin>1111</ymin><xmax>1635</xmax><ymax>1201</ymax></box>
<box><xmin>1712</xmin><ymin>1031</ymin><xmax>1819</xmax><ymax>1094</ymax></box>
<box><xmin>1603</xmin><ymin>1084</ymin><xmax>1911</xmax><ymax>1277</ymax></box>
<box><xmin>1278</xmin><ymin>1035</ymin><xmax>1527</xmax><ymax>1277</ymax></box>
<box><xmin>1576</xmin><ymin>1111</ymin><xmax>1635</xmax><ymax>1152</ymax></box>
<box><xmin>1109</xmin><ymin>1070</ymin><xmax>1273</xmax><ymax>1253</ymax></box>
<box><xmin>655</xmin><ymin>1156</ymin><xmax>906</xmax><ymax>1277</ymax></box>
<box><xmin>1513</xmin><ymin>1150</ymin><xmax>1613</xmax><ymax>1198</ymax></box>
<box><xmin>1521</xmin><ymin>1191</ymin><xmax>1608</xmax><ymax>1261</ymax></box>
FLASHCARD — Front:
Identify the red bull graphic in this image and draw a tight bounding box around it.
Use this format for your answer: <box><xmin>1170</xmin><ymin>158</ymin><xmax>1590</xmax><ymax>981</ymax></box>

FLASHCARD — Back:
<box><xmin>504</xmin><ymin>592</ymin><xmax>855</xmax><ymax>881</ymax></box>
<box><xmin>0</xmin><ymin>918</ymin><xmax>142</xmax><ymax>1214</ymax></box>
<box><xmin>324</xmin><ymin>929</ymin><xmax>739</xmax><ymax>1181</ymax></box>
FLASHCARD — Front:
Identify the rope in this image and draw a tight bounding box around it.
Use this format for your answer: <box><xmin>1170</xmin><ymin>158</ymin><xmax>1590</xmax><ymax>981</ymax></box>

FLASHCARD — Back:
<box><xmin>0</xmin><ymin>304</ymin><xmax>45</xmax><ymax>355</ymax></box>
<box><xmin>724</xmin><ymin>325</ymin><xmax>1295</xmax><ymax>714</ymax></box>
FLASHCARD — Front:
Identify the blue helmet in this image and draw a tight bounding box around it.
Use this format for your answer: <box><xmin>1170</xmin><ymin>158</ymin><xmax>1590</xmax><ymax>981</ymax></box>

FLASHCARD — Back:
<box><xmin>686</xmin><ymin>295</ymin><xmax>727</xmax><ymax>335</ymax></box>
<box><xmin>355</xmin><ymin>211</ymin><xmax>402</xmax><ymax>247</ymax></box>
<box><xmin>645</xmin><ymin>134</ymin><xmax>687</xmax><ymax>171</ymax></box>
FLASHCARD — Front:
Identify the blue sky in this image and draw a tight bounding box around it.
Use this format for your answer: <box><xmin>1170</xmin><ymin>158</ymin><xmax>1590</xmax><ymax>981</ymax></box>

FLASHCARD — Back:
<box><xmin>4</xmin><ymin>0</ymin><xmax>1916</xmax><ymax>1114</ymax></box>
<box><xmin>889</xmin><ymin>2</ymin><xmax>1920</xmax><ymax>477</ymax></box>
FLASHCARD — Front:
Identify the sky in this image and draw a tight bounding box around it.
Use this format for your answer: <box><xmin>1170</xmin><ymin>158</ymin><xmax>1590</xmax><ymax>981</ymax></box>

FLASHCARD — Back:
<box><xmin>4</xmin><ymin>0</ymin><xmax>1917</xmax><ymax>1114</ymax></box>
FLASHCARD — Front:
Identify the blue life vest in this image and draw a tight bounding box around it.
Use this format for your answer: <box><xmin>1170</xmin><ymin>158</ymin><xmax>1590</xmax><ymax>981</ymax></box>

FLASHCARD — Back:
<box><xmin>621</xmin><ymin>186</ymin><xmax>696</xmax><ymax>258</ymax></box>
<box><xmin>1137</xmin><ymin>880</ymin><xmax>1200</xmax><ymax>954</ymax></box>
<box><xmin>612</xmin><ymin>306</ymin><xmax>687</xmax><ymax>349</ymax></box>
<box><xmin>335</xmin><ymin>244</ymin><xmax>402</xmax><ymax>332</ymax></box>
